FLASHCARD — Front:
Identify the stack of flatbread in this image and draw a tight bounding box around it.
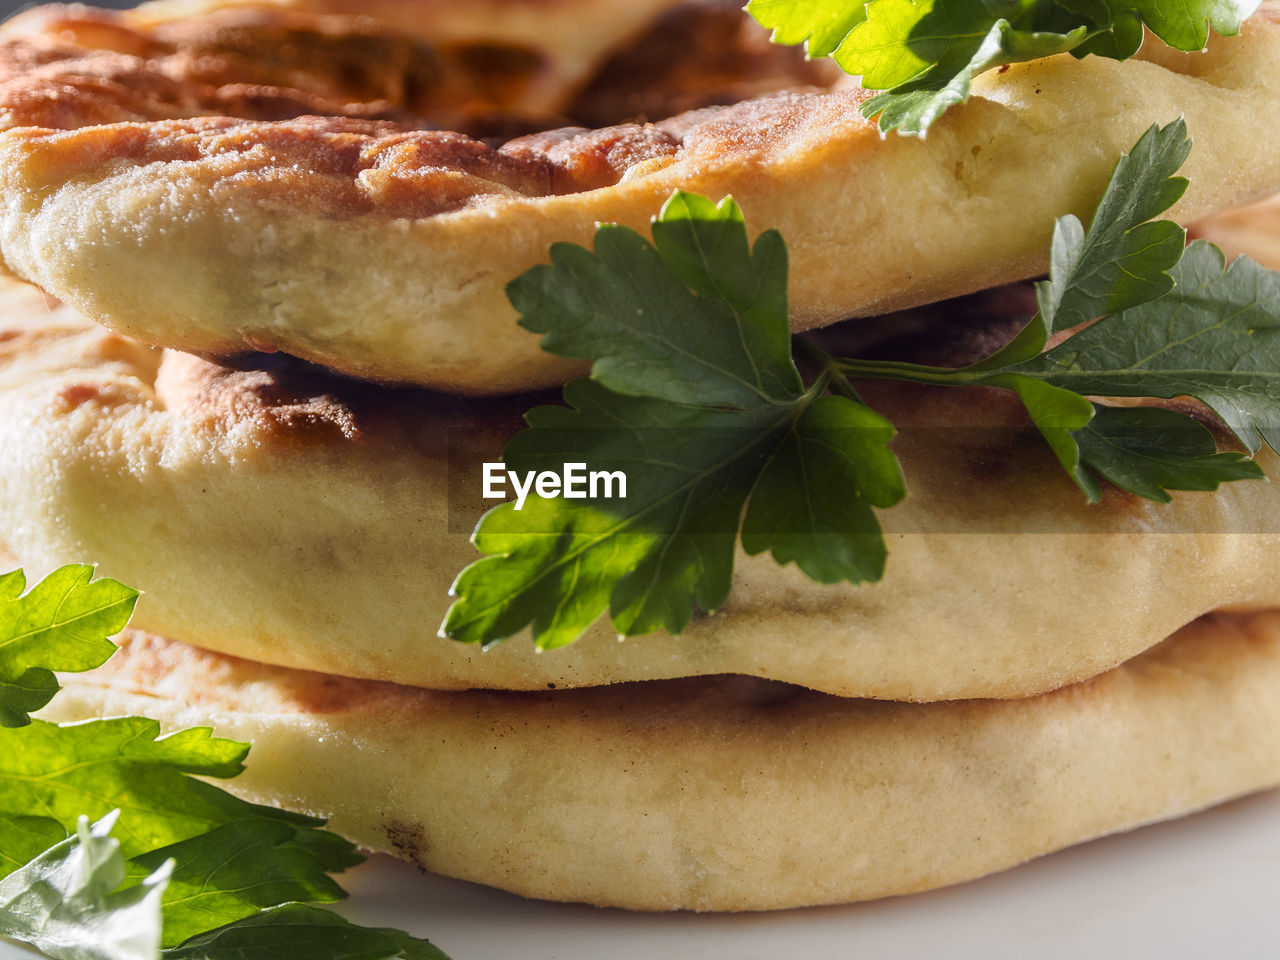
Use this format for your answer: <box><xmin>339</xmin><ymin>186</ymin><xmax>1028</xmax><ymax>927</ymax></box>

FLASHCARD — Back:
<box><xmin>2</xmin><ymin>0</ymin><xmax>1280</xmax><ymax>912</ymax></box>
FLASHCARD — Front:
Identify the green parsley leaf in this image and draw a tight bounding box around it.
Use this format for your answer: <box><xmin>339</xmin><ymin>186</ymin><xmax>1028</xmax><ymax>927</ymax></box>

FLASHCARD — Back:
<box><xmin>0</xmin><ymin>565</ymin><xmax>137</xmax><ymax>728</ymax></box>
<box><xmin>828</xmin><ymin>120</ymin><xmax>1271</xmax><ymax>501</ymax></box>
<box><xmin>740</xmin><ymin>394</ymin><xmax>904</xmax><ymax>583</ymax></box>
<box><xmin>1005</xmin><ymin>242</ymin><xmax>1280</xmax><ymax>456</ymax></box>
<box><xmin>0</xmin><ymin>712</ymin><xmax>362</xmax><ymax>946</ymax></box>
<box><xmin>164</xmin><ymin>903</ymin><xmax>449</xmax><ymax>960</ymax></box>
<box><xmin>745</xmin><ymin>0</ymin><xmax>870</xmax><ymax>56</ymax></box>
<box><xmin>837</xmin><ymin>240</ymin><xmax>1279</xmax><ymax>503</ymax></box>
<box><xmin>849</xmin><ymin>0</ymin><xmax>1089</xmax><ymax>135</ymax></box>
<box><xmin>447</xmin><ymin>122</ymin><xmax>1275</xmax><ymax>649</ymax></box>
<box><xmin>1034</xmin><ymin>119</ymin><xmax>1190</xmax><ymax>335</ymax></box>
<box><xmin>749</xmin><ymin>0</ymin><xmax>1262</xmax><ymax>134</ymax></box>
<box><xmin>519</xmin><ymin>386</ymin><xmax>782</xmax><ymax>641</ymax></box>
<box><xmin>0</xmin><ymin>570</ymin><xmax>25</xmax><ymax>601</ymax></box>
<box><xmin>1085</xmin><ymin>0</ymin><xmax>1259</xmax><ymax>50</ymax></box>
<box><xmin>1072</xmin><ymin>404</ymin><xmax>1263</xmax><ymax>503</ymax></box>
<box><xmin>443</xmin><ymin>193</ymin><xmax>905</xmax><ymax>650</ymax></box>
<box><xmin>0</xmin><ymin>815</ymin><xmax>68</xmax><ymax>875</ymax></box>
<box><xmin>3</xmin><ymin>718</ymin><xmax>250</xmax><ymax>855</ymax></box>
<box><xmin>0</xmin><ymin>812</ymin><xmax>172</xmax><ymax>960</ymax></box>
<box><xmin>129</xmin><ymin>822</ymin><xmax>347</xmax><ymax>948</ymax></box>
<box><xmin>444</xmin><ymin>380</ymin><xmax>807</xmax><ymax>649</ymax></box>
<box><xmin>1006</xmin><ymin>376</ymin><xmax>1100</xmax><ymax>498</ymax></box>
<box><xmin>1</xmin><ymin>565</ymin><xmax>452</xmax><ymax>958</ymax></box>
<box><xmin>510</xmin><ymin>193</ymin><xmax>798</xmax><ymax>409</ymax></box>
<box><xmin>997</xmin><ymin>386</ymin><xmax>1264</xmax><ymax>504</ymax></box>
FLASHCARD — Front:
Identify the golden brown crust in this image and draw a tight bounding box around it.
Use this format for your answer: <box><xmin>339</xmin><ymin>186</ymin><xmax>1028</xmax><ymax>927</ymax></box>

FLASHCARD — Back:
<box><xmin>124</xmin><ymin>0</ymin><xmax>706</xmax><ymax>119</ymax></box>
<box><xmin>0</xmin><ymin>2</ymin><xmax>829</xmax><ymax>172</ymax></box>
<box><xmin>1</xmin><ymin>1</ymin><xmax>726</xmax><ymax>126</ymax></box>
<box><xmin>0</xmin><ymin>8</ymin><xmax>450</xmax><ymax>128</ymax></box>
<box><xmin>0</xmin><ymin>1</ymin><xmax>837</xmax><ymax>208</ymax></box>
<box><xmin>154</xmin><ymin>350</ymin><xmax>366</xmax><ymax>444</ymax></box>
<box><xmin>38</xmin><ymin>613</ymin><xmax>1280</xmax><ymax>909</ymax></box>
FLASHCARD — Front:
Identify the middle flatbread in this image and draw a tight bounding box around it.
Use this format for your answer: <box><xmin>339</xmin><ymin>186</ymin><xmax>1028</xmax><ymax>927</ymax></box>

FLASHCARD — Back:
<box><xmin>2</xmin><ymin>276</ymin><xmax>1279</xmax><ymax>700</ymax></box>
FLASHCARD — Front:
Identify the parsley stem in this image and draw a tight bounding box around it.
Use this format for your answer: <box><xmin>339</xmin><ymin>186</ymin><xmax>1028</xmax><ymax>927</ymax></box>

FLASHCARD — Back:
<box><xmin>791</xmin><ymin>336</ymin><xmax>836</xmax><ymax>380</ymax></box>
<box><xmin>829</xmin><ymin>356</ymin><xmax>987</xmax><ymax>386</ymax></box>
<box><xmin>793</xmin><ymin>336</ymin><xmax>985</xmax><ymax>391</ymax></box>
<box><xmin>793</xmin><ymin>337</ymin><xmax>860</xmax><ymax>402</ymax></box>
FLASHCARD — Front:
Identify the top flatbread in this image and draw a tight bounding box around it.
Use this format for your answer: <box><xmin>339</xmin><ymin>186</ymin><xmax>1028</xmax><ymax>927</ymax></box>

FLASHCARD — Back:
<box><xmin>120</xmin><ymin>0</ymin><xmax>702</xmax><ymax>120</ymax></box>
<box><xmin>1</xmin><ymin>5</ymin><xmax>1279</xmax><ymax>392</ymax></box>
<box><xmin>4</xmin><ymin>271</ymin><xmax>1280</xmax><ymax>701</ymax></box>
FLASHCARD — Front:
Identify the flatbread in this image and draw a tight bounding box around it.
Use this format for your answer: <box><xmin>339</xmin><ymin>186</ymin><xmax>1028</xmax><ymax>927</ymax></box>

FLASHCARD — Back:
<box><xmin>117</xmin><ymin>0</ymin><xmax>696</xmax><ymax>121</ymax></box>
<box><xmin>5</xmin><ymin>275</ymin><xmax>1280</xmax><ymax>701</ymax></box>
<box><xmin>1</xmin><ymin>5</ymin><xmax>1279</xmax><ymax>391</ymax></box>
<box><xmin>37</xmin><ymin>611</ymin><xmax>1280</xmax><ymax>910</ymax></box>
<box><xmin>118</xmin><ymin>0</ymin><xmax>796</xmax><ymax>123</ymax></box>
<box><xmin>0</xmin><ymin>1</ymin><xmax>820</xmax><ymax>133</ymax></box>
<box><xmin>1191</xmin><ymin>191</ymin><xmax>1280</xmax><ymax>268</ymax></box>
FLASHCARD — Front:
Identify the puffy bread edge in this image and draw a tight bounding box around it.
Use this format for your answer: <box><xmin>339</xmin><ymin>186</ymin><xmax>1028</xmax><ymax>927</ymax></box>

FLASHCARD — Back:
<box><xmin>39</xmin><ymin>613</ymin><xmax>1280</xmax><ymax>910</ymax></box>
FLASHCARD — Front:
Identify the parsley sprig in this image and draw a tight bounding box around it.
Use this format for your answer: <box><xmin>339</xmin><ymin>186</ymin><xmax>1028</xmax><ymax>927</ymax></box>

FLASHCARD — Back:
<box><xmin>0</xmin><ymin>566</ymin><xmax>450</xmax><ymax>960</ymax></box>
<box><xmin>443</xmin><ymin>120</ymin><xmax>1269</xmax><ymax>652</ymax></box>
<box><xmin>747</xmin><ymin>0</ymin><xmax>1262</xmax><ymax>134</ymax></box>
<box><xmin>443</xmin><ymin>192</ymin><xmax>905</xmax><ymax>649</ymax></box>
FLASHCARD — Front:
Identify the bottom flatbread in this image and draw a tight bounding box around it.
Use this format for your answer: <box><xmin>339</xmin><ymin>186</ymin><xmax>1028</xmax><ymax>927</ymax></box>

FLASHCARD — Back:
<box><xmin>39</xmin><ymin>612</ymin><xmax>1280</xmax><ymax>912</ymax></box>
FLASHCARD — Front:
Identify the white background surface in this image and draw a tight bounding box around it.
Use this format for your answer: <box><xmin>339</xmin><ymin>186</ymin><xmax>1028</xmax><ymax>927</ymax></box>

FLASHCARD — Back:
<box><xmin>1</xmin><ymin>775</ymin><xmax>1277</xmax><ymax>959</ymax></box>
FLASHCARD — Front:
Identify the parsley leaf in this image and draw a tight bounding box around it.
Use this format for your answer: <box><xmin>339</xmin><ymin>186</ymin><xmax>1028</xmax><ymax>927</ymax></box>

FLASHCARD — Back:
<box><xmin>0</xmin><ymin>715</ymin><xmax>359</xmax><ymax>947</ymax></box>
<box><xmin>994</xmin><ymin>383</ymin><xmax>1263</xmax><ymax>503</ymax></box>
<box><xmin>444</xmin><ymin>192</ymin><xmax>905</xmax><ymax>650</ymax></box>
<box><xmin>1004</xmin><ymin>242</ymin><xmax>1280</xmax><ymax>456</ymax></box>
<box><xmin>0</xmin><ymin>815</ymin><xmax>71</xmax><ymax>876</ymax></box>
<box><xmin>746</xmin><ymin>0</ymin><xmax>870</xmax><ymax>56</ymax></box>
<box><xmin>1073</xmin><ymin>404</ymin><xmax>1262</xmax><ymax>503</ymax></box>
<box><xmin>164</xmin><ymin>904</ymin><xmax>449</xmax><ymax>960</ymax></box>
<box><xmin>444</xmin><ymin>383</ymin><xmax>785</xmax><ymax>649</ymax></box>
<box><xmin>445</xmin><ymin>122</ymin><xmax>1273</xmax><ymax>649</ymax></box>
<box><xmin>511</xmin><ymin>193</ymin><xmax>798</xmax><ymax>409</ymax></box>
<box><xmin>0</xmin><ymin>812</ymin><xmax>172</xmax><ymax>960</ymax></box>
<box><xmin>0</xmin><ymin>565</ymin><xmax>137</xmax><ymax>728</ymax></box>
<box><xmin>444</xmin><ymin>376</ymin><xmax>902</xmax><ymax>650</ymax></box>
<box><xmin>1034</xmin><ymin>119</ymin><xmax>1190</xmax><ymax>336</ymax></box>
<box><xmin>0</xmin><ymin>718</ymin><xmax>289</xmax><ymax>856</ymax></box>
<box><xmin>0</xmin><ymin>566</ymin><xmax>452</xmax><ymax>959</ymax></box>
<box><xmin>830</xmin><ymin>123</ymin><xmax>1275</xmax><ymax>501</ymax></box>
<box><xmin>747</xmin><ymin>0</ymin><xmax>1261</xmax><ymax>134</ymax></box>
<box><xmin>1005</xmin><ymin>376</ymin><xmax>1101</xmax><ymax>497</ymax></box>
<box><xmin>1076</xmin><ymin>0</ymin><xmax>1260</xmax><ymax>51</ymax></box>
<box><xmin>846</xmin><ymin>0</ymin><xmax>1089</xmax><ymax>135</ymax></box>
<box><xmin>128</xmin><ymin>823</ymin><xmax>348</xmax><ymax>948</ymax></box>
<box><xmin>740</xmin><ymin>394</ymin><xmax>903</xmax><ymax>582</ymax></box>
